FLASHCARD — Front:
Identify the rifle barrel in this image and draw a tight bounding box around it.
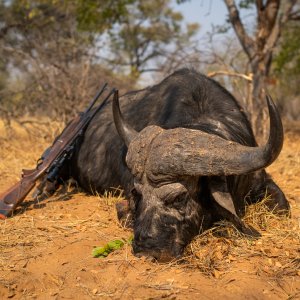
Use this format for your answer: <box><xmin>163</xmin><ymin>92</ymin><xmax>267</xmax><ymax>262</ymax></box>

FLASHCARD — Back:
<box><xmin>83</xmin><ymin>82</ymin><xmax>108</xmax><ymax>114</ymax></box>
<box><xmin>92</xmin><ymin>88</ymin><xmax>116</xmax><ymax>117</ymax></box>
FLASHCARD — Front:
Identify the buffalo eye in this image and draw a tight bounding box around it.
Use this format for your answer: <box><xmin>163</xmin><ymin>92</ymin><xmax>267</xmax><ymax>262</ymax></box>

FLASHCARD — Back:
<box><xmin>131</xmin><ymin>187</ymin><xmax>141</xmax><ymax>198</ymax></box>
<box><xmin>168</xmin><ymin>192</ymin><xmax>188</xmax><ymax>208</ymax></box>
<box><xmin>155</xmin><ymin>183</ymin><xmax>189</xmax><ymax>207</ymax></box>
<box><xmin>130</xmin><ymin>187</ymin><xmax>142</xmax><ymax>210</ymax></box>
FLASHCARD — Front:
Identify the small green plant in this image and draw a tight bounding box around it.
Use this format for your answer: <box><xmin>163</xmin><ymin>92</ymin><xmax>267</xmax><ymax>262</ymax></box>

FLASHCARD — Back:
<box><xmin>92</xmin><ymin>236</ymin><xmax>133</xmax><ymax>258</ymax></box>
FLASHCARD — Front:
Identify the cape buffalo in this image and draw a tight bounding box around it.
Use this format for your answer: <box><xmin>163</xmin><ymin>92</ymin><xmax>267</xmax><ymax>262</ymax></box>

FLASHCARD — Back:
<box><xmin>72</xmin><ymin>68</ymin><xmax>289</xmax><ymax>261</ymax></box>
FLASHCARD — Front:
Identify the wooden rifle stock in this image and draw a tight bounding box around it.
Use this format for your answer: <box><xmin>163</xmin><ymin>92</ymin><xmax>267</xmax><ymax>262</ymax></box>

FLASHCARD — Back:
<box><xmin>0</xmin><ymin>85</ymin><xmax>116</xmax><ymax>219</ymax></box>
<box><xmin>0</xmin><ymin>172</ymin><xmax>36</xmax><ymax>219</ymax></box>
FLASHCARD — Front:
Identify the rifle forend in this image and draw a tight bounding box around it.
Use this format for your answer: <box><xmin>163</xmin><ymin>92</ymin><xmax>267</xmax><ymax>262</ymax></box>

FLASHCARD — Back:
<box><xmin>0</xmin><ymin>172</ymin><xmax>36</xmax><ymax>219</ymax></box>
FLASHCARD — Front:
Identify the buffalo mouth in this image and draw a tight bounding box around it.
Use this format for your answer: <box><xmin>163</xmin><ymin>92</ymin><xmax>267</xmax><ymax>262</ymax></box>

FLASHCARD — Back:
<box><xmin>132</xmin><ymin>240</ymin><xmax>184</xmax><ymax>262</ymax></box>
<box><xmin>115</xmin><ymin>199</ymin><xmax>189</xmax><ymax>261</ymax></box>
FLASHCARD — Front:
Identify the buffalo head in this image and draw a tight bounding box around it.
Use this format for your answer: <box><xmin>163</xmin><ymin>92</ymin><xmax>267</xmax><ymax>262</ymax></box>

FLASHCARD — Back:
<box><xmin>112</xmin><ymin>91</ymin><xmax>283</xmax><ymax>261</ymax></box>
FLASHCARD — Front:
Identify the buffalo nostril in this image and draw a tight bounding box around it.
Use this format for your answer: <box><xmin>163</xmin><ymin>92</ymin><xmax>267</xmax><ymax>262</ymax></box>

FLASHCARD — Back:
<box><xmin>132</xmin><ymin>242</ymin><xmax>159</xmax><ymax>261</ymax></box>
<box><xmin>133</xmin><ymin>251</ymin><xmax>157</xmax><ymax>262</ymax></box>
<box><xmin>132</xmin><ymin>246</ymin><xmax>176</xmax><ymax>262</ymax></box>
<box><xmin>158</xmin><ymin>251</ymin><xmax>178</xmax><ymax>263</ymax></box>
<box><xmin>134</xmin><ymin>251</ymin><xmax>143</xmax><ymax>258</ymax></box>
<box><xmin>136</xmin><ymin>232</ymin><xmax>153</xmax><ymax>241</ymax></box>
<box><xmin>132</xmin><ymin>240</ymin><xmax>141</xmax><ymax>253</ymax></box>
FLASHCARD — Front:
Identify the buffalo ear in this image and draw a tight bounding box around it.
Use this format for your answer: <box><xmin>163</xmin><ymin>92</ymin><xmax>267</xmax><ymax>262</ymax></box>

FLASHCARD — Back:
<box><xmin>210</xmin><ymin>177</ymin><xmax>238</xmax><ymax>217</ymax></box>
<box><xmin>112</xmin><ymin>90</ymin><xmax>137</xmax><ymax>147</ymax></box>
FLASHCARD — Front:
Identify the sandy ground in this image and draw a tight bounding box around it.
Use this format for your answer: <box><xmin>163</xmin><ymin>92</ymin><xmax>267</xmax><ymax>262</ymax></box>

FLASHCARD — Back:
<box><xmin>0</xmin><ymin>120</ymin><xmax>299</xmax><ymax>299</ymax></box>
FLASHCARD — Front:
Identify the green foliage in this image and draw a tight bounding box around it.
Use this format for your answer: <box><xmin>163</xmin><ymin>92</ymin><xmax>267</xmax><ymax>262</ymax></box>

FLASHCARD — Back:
<box><xmin>0</xmin><ymin>0</ymin><xmax>199</xmax><ymax>119</ymax></box>
<box><xmin>213</xmin><ymin>24</ymin><xmax>231</xmax><ymax>34</ymax></box>
<box><xmin>92</xmin><ymin>239</ymin><xmax>125</xmax><ymax>258</ymax></box>
<box><xmin>274</xmin><ymin>22</ymin><xmax>300</xmax><ymax>76</ymax></box>
<box><xmin>0</xmin><ymin>0</ymin><xmax>140</xmax><ymax>34</ymax></box>
<box><xmin>0</xmin><ymin>57</ymin><xmax>7</xmax><ymax>91</ymax></box>
<box><xmin>0</xmin><ymin>0</ymin><xmax>197</xmax><ymax>78</ymax></box>
<box><xmin>108</xmin><ymin>0</ymin><xmax>199</xmax><ymax>78</ymax></box>
<box><xmin>8</xmin><ymin>0</ymin><xmax>72</xmax><ymax>28</ymax></box>
<box><xmin>238</xmin><ymin>0</ymin><xmax>255</xmax><ymax>9</ymax></box>
<box><xmin>74</xmin><ymin>0</ymin><xmax>136</xmax><ymax>32</ymax></box>
<box><xmin>273</xmin><ymin>21</ymin><xmax>300</xmax><ymax>99</ymax></box>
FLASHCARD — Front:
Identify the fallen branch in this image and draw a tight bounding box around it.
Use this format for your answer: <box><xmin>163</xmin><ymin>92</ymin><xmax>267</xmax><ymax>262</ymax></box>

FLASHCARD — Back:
<box><xmin>207</xmin><ymin>70</ymin><xmax>253</xmax><ymax>82</ymax></box>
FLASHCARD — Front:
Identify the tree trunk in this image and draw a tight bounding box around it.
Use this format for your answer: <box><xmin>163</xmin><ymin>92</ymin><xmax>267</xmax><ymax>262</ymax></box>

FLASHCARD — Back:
<box><xmin>223</xmin><ymin>0</ymin><xmax>298</xmax><ymax>143</ymax></box>
<box><xmin>250</xmin><ymin>56</ymin><xmax>271</xmax><ymax>143</ymax></box>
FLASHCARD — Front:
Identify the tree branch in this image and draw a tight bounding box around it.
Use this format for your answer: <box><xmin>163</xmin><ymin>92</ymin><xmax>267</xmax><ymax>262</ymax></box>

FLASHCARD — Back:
<box><xmin>207</xmin><ymin>70</ymin><xmax>253</xmax><ymax>82</ymax></box>
<box><xmin>253</xmin><ymin>0</ymin><xmax>279</xmax><ymax>56</ymax></box>
<box><xmin>263</xmin><ymin>0</ymin><xmax>298</xmax><ymax>55</ymax></box>
<box><xmin>223</xmin><ymin>0</ymin><xmax>256</xmax><ymax>59</ymax></box>
<box><xmin>140</xmin><ymin>67</ymin><xmax>162</xmax><ymax>73</ymax></box>
<box><xmin>289</xmin><ymin>9</ymin><xmax>300</xmax><ymax>20</ymax></box>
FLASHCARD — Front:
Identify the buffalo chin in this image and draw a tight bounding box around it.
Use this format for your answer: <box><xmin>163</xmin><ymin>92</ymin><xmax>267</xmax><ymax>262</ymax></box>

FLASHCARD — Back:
<box><xmin>132</xmin><ymin>240</ymin><xmax>184</xmax><ymax>262</ymax></box>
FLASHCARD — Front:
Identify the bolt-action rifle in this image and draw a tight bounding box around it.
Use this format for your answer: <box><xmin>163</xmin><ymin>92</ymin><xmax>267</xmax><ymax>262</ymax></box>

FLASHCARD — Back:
<box><xmin>0</xmin><ymin>84</ymin><xmax>116</xmax><ymax>219</ymax></box>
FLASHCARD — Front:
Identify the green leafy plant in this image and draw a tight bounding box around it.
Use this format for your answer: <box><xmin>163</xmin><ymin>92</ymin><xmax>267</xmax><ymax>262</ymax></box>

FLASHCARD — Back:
<box><xmin>92</xmin><ymin>236</ymin><xmax>133</xmax><ymax>258</ymax></box>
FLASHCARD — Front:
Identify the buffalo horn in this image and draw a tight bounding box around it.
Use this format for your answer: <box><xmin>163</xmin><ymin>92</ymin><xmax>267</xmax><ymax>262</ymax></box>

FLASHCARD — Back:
<box><xmin>112</xmin><ymin>90</ymin><xmax>137</xmax><ymax>147</ymax></box>
<box><xmin>146</xmin><ymin>95</ymin><xmax>283</xmax><ymax>177</ymax></box>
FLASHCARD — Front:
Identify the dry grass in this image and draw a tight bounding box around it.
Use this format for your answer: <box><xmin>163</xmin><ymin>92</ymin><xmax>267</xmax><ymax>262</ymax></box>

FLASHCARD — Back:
<box><xmin>0</xmin><ymin>118</ymin><xmax>64</xmax><ymax>184</ymax></box>
<box><xmin>185</xmin><ymin>197</ymin><xmax>300</xmax><ymax>279</ymax></box>
<box><xmin>0</xmin><ymin>119</ymin><xmax>299</xmax><ymax>299</ymax></box>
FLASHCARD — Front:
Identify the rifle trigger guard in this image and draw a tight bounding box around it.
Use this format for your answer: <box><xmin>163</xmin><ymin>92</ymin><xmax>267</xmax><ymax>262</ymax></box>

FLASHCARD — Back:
<box><xmin>22</xmin><ymin>169</ymin><xmax>35</xmax><ymax>177</ymax></box>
